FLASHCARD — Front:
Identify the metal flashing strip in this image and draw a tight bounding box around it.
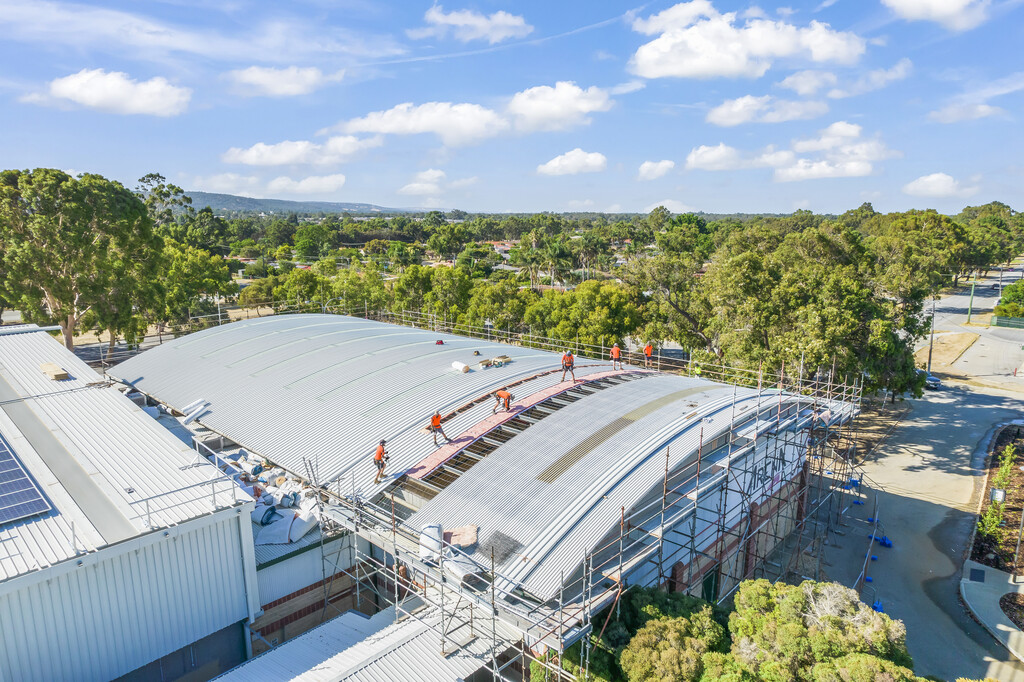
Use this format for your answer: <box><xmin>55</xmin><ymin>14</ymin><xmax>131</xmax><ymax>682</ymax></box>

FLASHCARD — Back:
<box><xmin>0</xmin><ymin>372</ymin><xmax>137</xmax><ymax>544</ymax></box>
<box><xmin>536</xmin><ymin>385</ymin><xmax>712</xmax><ymax>484</ymax></box>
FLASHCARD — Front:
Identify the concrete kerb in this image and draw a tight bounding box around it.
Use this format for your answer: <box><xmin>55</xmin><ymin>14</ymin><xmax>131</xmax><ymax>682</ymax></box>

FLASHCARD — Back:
<box><xmin>960</xmin><ymin>418</ymin><xmax>1024</xmax><ymax>664</ymax></box>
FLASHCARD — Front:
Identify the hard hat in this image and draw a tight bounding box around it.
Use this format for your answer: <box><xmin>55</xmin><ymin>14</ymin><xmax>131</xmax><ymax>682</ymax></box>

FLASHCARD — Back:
<box><xmin>434</xmin><ymin>410</ymin><xmax>440</xmax><ymax>415</ymax></box>
<box><xmin>380</xmin><ymin>439</ymin><xmax>386</xmax><ymax>445</ymax></box>
<box><xmin>613</xmin><ymin>342</ymin><xmax>619</xmax><ymax>346</ymax></box>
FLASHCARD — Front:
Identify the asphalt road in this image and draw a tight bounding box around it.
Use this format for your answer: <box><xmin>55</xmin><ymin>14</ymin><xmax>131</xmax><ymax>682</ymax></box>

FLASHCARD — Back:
<box><xmin>823</xmin><ymin>265</ymin><xmax>1024</xmax><ymax>681</ymax></box>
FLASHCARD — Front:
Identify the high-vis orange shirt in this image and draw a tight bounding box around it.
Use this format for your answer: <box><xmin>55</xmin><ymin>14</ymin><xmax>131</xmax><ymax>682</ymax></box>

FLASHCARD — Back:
<box><xmin>611</xmin><ymin>346</ymin><xmax>621</xmax><ymax>359</ymax></box>
<box><xmin>431</xmin><ymin>414</ymin><xmax>441</xmax><ymax>428</ymax></box>
<box><xmin>375</xmin><ymin>444</ymin><xmax>385</xmax><ymax>461</ymax></box>
<box><xmin>644</xmin><ymin>344</ymin><xmax>653</xmax><ymax>357</ymax></box>
<box><xmin>562</xmin><ymin>353</ymin><xmax>573</xmax><ymax>366</ymax></box>
<box><xmin>496</xmin><ymin>390</ymin><xmax>512</xmax><ymax>400</ymax></box>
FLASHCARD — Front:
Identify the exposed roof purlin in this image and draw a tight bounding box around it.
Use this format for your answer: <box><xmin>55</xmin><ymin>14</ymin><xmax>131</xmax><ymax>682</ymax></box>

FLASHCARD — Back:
<box><xmin>406</xmin><ymin>368</ymin><xmax>653</xmax><ymax>480</ymax></box>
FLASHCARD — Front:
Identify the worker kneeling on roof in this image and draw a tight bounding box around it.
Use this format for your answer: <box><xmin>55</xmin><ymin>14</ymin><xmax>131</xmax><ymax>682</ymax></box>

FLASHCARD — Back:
<box><xmin>492</xmin><ymin>389</ymin><xmax>513</xmax><ymax>414</ymax></box>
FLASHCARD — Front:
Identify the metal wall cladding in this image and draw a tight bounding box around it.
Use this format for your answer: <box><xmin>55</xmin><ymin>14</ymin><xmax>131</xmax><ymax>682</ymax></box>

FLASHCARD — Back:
<box><xmin>111</xmin><ymin>314</ymin><xmax>608</xmax><ymax>496</ymax></box>
<box><xmin>0</xmin><ymin>331</ymin><xmax>250</xmax><ymax>583</ymax></box>
<box><xmin>0</xmin><ymin>512</ymin><xmax>249</xmax><ymax>682</ymax></box>
<box><xmin>256</xmin><ymin>535</ymin><xmax>352</xmax><ymax>606</ymax></box>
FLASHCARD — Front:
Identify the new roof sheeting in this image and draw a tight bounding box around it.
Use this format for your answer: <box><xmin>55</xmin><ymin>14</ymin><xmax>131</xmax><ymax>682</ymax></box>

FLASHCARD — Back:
<box><xmin>410</xmin><ymin>377</ymin><xmax>808</xmax><ymax>601</ymax></box>
<box><xmin>215</xmin><ymin>602</ymin><xmax>513</xmax><ymax>682</ymax></box>
<box><xmin>111</xmin><ymin>314</ymin><xmax>608</xmax><ymax>496</ymax></box>
<box><xmin>0</xmin><ymin>329</ymin><xmax>249</xmax><ymax>582</ymax></box>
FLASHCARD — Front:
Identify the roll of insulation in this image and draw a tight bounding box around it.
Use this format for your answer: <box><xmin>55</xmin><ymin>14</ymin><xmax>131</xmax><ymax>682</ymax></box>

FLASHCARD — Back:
<box><xmin>451</xmin><ymin>361</ymin><xmax>470</xmax><ymax>373</ymax></box>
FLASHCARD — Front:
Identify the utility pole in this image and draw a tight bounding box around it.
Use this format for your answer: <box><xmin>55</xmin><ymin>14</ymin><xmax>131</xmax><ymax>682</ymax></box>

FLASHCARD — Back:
<box><xmin>966</xmin><ymin>272</ymin><xmax>978</xmax><ymax>324</ymax></box>
<box><xmin>927</xmin><ymin>296</ymin><xmax>936</xmax><ymax>375</ymax></box>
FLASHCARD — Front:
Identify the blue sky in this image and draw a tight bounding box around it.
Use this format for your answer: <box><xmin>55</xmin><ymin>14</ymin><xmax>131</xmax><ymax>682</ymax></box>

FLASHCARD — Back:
<box><xmin>1</xmin><ymin>0</ymin><xmax>1022</xmax><ymax>214</ymax></box>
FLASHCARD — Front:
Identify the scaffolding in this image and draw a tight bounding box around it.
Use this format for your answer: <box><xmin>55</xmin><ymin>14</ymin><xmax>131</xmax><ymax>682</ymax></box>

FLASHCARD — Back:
<box><xmin>101</xmin><ymin>304</ymin><xmax>871</xmax><ymax>681</ymax></box>
<box><xmin>298</xmin><ymin>340</ymin><xmax>867</xmax><ymax>682</ymax></box>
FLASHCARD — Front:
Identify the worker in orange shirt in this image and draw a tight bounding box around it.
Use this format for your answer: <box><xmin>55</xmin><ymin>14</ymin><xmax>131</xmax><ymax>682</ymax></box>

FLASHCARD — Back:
<box><xmin>373</xmin><ymin>439</ymin><xmax>389</xmax><ymax>484</ymax></box>
<box><xmin>610</xmin><ymin>342</ymin><xmax>623</xmax><ymax>370</ymax></box>
<box><xmin>429</xmin><ymin>410</ymin><xmax>451</xmax><ymax>446</ymax></box>
<box><xmin>644</xmin><ymin>341</ymin><xmax>654</xmax><ymax>369</ymax></box>
<box><xmin>561</xmin><ymin>350</ymin><xmax>576</xmax><ymax>382</ymax></box>
<box><xmin>492</xmin><ymin>389</ymin><xmax>513</xmax><ymax>414</ymax></box>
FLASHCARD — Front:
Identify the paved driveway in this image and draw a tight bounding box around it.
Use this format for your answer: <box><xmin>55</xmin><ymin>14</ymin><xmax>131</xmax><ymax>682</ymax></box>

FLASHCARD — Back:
<box><xmin>825</xmin><ymin>382</ymin><xmax>1024</xmax><ymax>680</ymax></box>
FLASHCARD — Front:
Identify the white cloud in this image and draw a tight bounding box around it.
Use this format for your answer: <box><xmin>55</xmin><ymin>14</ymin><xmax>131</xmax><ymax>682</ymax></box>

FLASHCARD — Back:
<box><xmin>0</xmin><ymin>0</ymin><xmax>404</xmax><ymax>63</ymax></box>
<box><xmin>776</xmin><ymin>121</ymin><xmax>898</xmax><ymax>181</ymax></box>
<box><xmin>537</xmin><ymin>149</ymin><xmax>607</xmax><ymax>176</ymax></box>
<box><xmin>827</xmin><ymin>58</ymin><xmax>912</xmax><ymax>98</ymax></box>
<box><xmin>341</xmin><ymin>101</ymin><xmax>509</xmax><ymax>146</ymax></box>
<box><xmin>880</xmin><ymin>0</ymin><xmax>990</xmax><ymax>30</ymax></box>
<box><xmin>644</xmin><ymin>199</ymin><xmax>695</xmax><ymax>212</ymax></box>
<box><xmin>928</xmin><ymin>71</ymin><xmax>1024</xmax><ymax>123</ymax></box>
<box><xmin>610</xmin><ymin>81</ymin><xmax>646</xmax><ymax>95</ymax></box>
<box><xmin>449</xmin><ymin>176</ymin><xmax>479</xmax><ymax>189</ymax></box>
<box><xmin>407</xmin><ymin>5</ymin><xmax>533</xmax><ymax>44</ymax></box>
<box><xmin>226</xmin><ymin>66</ymin><xmax>344</xmax><ymax>97</ymax></box>
<box><xmin>928</xmin><ymin>102</ymin><xmax>1003</xmax><ymax>122</ymax></box>
<box><xmin>222</xmin><ymin>135</ymin><xmax>382</xmax><ymax>166</ymax></box>
<box><xmin>507</xmin><ymin>81</ymin><xmax>613</xmax><ymax>132</ymax></box>
<box><xmin>629</xmin><ymin>0</ymin><xmax>865</xmax><ymax>79</ymax></box>
<box><xmin>902</xmin><ymin>172</ymin><xmax>979</xmax><ymax>198</ymax></box>
<box><xmin>23</xmin><ymin>68</ymin><xmax>190</xmax><ymax>115</ymax></box>
<box><xmin>706</xmin><ymin>94</ymin><xmax>827</xmax><ymax>126</ymax></box>
<box><xmin>778</xmin><ymin>69</ymin><xmax>837</xmax><ymax>95</ymax></box>
<box><xmin>777</xmin><ymin>6</ymin><xmax>797</xmax><ymax>16</ymax></box>
<box><xmin>266</xmin><ymin>173</ymin><xmax>347</xmax><ymax>195</ymax></box>
<box><xmin>189</xmin><ymin>173</ymin><xmax>262</xmax><ymax>196</ymax></box>
<box><xmin>567</xmin><ymin>199</ymin><xmax>595</xmax><ymax>209</ymax></box>
<box><xmin>686</xmin><ymin>143</ymin><xmax>745</xmax><ymax>170</ymax></box>
<box><xmin>638</xmin><ymin>160</ymin><xmax>676</xmax><ymax>180</ymax></box>
<box><xmin>398</xmin><ymin>169</ymin><xmax>446</xmax><ymax>196</ymax></box>
<box><xmin>686</xmin><ymin>121</ymin><xmax>897</xmax><ymax>180</ymax></box>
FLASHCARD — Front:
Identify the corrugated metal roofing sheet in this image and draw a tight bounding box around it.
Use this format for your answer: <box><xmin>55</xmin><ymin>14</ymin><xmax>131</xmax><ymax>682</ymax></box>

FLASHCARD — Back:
<box><xmin>409</xmin><ymin>378</ymin><xmax>812</xmax><ymax>601</ymax></box>
<box><xmin>215</xmin><ymin>601</ymin><xmax>514</xmax><ymax>682</ymax></box>
<box><xmin>0</xmin><ymin>329</ymin><xmax>250</xmax><ymax>583</ymax></box>
<box><xmin>111</xmin><ymin>314</ymin><xmax>609</xmax><ymax>497</ymax></box>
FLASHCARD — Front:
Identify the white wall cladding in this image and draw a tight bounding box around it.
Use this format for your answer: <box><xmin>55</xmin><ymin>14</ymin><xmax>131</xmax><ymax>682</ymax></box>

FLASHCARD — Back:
<box><xmin>0</xmin><ymin>511</ymin><xmax>250</xmax><ymax>682</ymax></box>
<box><xmin>256</xmin><ymin>535</ymin><xmax>352</xmax><ymax>607</ymax></box>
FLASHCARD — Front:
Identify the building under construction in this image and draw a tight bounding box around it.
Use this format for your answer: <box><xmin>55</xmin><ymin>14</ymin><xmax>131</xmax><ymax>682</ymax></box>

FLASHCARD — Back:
<box><xmin>111</xmin><ymin>314</ymin><xmax>864</xmax><ymax>681</ymax></box>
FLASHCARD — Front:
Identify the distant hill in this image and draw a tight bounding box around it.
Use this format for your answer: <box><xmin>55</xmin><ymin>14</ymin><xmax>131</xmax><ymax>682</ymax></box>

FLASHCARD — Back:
<box><xmin>184</xmin><ymin>191</ymin><xmax>407</xmax><ymax>215</ymax></box>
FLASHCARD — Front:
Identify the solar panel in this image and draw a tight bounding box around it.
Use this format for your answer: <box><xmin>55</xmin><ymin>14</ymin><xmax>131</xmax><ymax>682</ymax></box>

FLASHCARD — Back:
<box><xmin>0</xmin><ymin>434</ymin><xmax>51</xmax><ymax>524</ymax></box>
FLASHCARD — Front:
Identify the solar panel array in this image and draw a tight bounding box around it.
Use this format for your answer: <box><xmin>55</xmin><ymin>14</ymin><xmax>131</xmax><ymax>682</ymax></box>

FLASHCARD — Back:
<box><xmin>0</xmin><ymin>433</ymin><xmax>51</xmax><ymax>524</ymax></box>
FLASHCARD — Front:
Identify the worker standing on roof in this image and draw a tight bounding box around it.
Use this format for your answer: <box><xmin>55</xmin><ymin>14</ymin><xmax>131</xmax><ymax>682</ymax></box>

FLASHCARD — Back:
<box><xmin>561</xmin><ymin>349</ymin><xmax>576</xmax><ymax>382</ymax></box>
<box><xmin>644</xmin><ymin>342</ymin><xmax>654</xmax><ymax>369</ymax></box>
<box><xmin>373</xmin><ymin>439</ymin><xmax>389</xmax><ymax>484</ymax></box>
<box><xmin>429</xmin><ymin>410</ymin><xmax>451</xmax><ymax>446</ymax></box>
<box><xmin>611</xmin><ymin>342</ymin><xmax>623</xmax><ymax>370</ymax></box>
<box><xmin>492</xmin><ymin>389</ymin><xmax>513</xmax><ymax>414</ymax></box>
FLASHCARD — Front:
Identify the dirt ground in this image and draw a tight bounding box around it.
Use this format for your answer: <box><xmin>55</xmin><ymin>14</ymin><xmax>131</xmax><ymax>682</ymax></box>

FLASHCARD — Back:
<box><xmin>972</xmin><ymin>428</ymin><xmax>1024</xmax><ymax>572</ymax></box>
<box><xmin>914</xmin><ymin>331</ymin><xmax>979</xmax><ymax>370</ymax></box>
<box><xmin>850</xmin><ymin>400</ymin><xmax>912</xmax><ymax>463</ymax></box>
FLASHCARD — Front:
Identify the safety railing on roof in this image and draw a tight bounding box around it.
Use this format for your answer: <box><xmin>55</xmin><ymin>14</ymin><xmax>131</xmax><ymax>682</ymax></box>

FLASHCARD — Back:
<box><xmin>82</xmin><ymin>299</ymin><xmax>864</xmax><ymax>407</ymax></box>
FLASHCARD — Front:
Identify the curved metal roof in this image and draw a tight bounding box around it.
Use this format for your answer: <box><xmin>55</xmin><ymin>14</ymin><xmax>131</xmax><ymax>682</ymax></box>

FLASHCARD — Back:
<box><xmin>111</xmin><ymin>314</ymin><xmax>608</xmax><ymax>494</ymax></box>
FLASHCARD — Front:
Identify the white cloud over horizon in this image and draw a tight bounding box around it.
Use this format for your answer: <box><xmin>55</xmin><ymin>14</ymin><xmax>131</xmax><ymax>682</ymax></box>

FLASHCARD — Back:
<box><xmin>22</xmin><ymin>68</ymin><xmax>191</xmax><ymax>115</ymax></box>
<box><xmin>222</xmin><ymin>136</ymin><xmax>383</xmax><ymax>166</ymax></box>
<box><xmin>341</xmin><ymin>101</ymin><xmax>510</xmax><ymax>146</ymax></box>
<box><xmin>537</xmin><ymin>149</ymin><xmax>607</xmax><ymax>176</ymax></box>
<box><xmin>507</xmin><ymin>81</ymin><xmax>613</xmax><ymax>132</ymax></box>
<box><xmin>267</xmin><ymin>173</ymin><xmax>347</xmax><ymax>195</ymax></box>
<box><xmin>902</xmin><ymin>172</ymin><xmax>979</xmax><ymax>197</ymax></box>
<box><xmin>827</xmin><ymin>59</ymin><xmax>912</xmax><ymax>98</ymax></box>
<box><xmin>638</xmin><ymin>160</ymin><xmax>676</xmax><ymax>180</ymax></box>
<box><xmin>629</xmin><ymin>0</ymin><xmax>865</xmax><ymax>79</ymax></box>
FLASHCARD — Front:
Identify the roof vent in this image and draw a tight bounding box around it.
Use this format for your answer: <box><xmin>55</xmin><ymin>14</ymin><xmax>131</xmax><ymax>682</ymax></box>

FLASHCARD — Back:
<box><xmin>40</xmin><ymin>362</ymin><xmax>69</xmax><ymax>381</ymax></box>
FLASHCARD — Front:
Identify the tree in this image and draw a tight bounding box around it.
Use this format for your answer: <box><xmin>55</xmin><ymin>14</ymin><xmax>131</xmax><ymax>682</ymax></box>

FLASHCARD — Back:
<box><xmin>0</xmin><ymin>169</ymin><xmax>160</xmax><ymax>349</ymax></box>
<box><xmin>136</xmin><ymin>172</ymin><xmax>193</xmax><ymax>228</ymax></box>
<box><xmin>619</xmin><ymin>607</ymin><xmax>727</xmax><ymax>682</ymax></box>
<box><xmin>161</xmin><ymin>241</ymin><xmax>235</xmax><ymax>325</ymax></box>
<box><xmin>425</xmin><ymin>266</ymin><xmax>472</xmax><ymax>320</ymax></box>
<box><xmin>728</xmin><ymin>580</ymin><xmax>912</xmax><ymax>680</ymax></box>
<box><xmin>392</xmin><ymin>264</ymin><xmax>434</xmax><ymax>312</ymax></box>
<box><xmin>184</xmin><ymin>207</ymin><xmax>229</xmax><ymax>253</ymax></box>
<box><xmin>427</xmin><ymin>223</ymin><xmax>468</xmax><ymax>261</ymax></box>
<box><xmin>461</xmin><ymin>279</ymin><xmax>538</xmax><ymax>332</ymax></box>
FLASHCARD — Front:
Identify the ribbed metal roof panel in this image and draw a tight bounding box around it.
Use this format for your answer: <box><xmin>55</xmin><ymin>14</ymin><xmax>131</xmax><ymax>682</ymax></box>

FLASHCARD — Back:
<box><xmin>215</xmin><ymin>602</ymin><xmax>513</xmax><ymax>682</ymax></box>
<box><xmin>410</xmin><ymin>377</ymin><xmax>808</xmax><ymax>600</ymax></box>
<box><xmin>111</xmin><ymin>314</ymin><xmax>608</xmax><ymax>496</ymax></box>
<box><xmin>0</xmin><ymin>330</ymin><xmax>250</xmax><ymax>583</ymax></box>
